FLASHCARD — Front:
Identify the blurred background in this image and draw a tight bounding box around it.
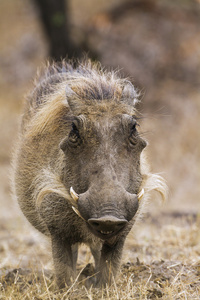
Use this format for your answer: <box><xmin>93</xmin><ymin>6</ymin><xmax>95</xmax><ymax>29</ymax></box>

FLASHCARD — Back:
<box><xmin>0</xmin><ymin>0</ymin><xmax>199</xmax><ymax>266</ymax></box>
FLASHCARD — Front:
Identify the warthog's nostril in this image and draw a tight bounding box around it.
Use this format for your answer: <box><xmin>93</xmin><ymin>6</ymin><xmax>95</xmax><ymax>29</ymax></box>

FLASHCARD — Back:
<box><xmin>88</xmin><ymin>216</ymin><xmax>128</xmax><ymax>235</ymax></box>
<box><xmin>91</xmin><ymin>222</ymin><xmax>100</xmax><ymax>228</ymax></box>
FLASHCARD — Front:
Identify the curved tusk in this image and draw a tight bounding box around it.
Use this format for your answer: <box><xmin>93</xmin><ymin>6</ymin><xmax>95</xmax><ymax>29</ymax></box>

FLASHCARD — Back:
<box><xmin>137</xmin><ymin>188</ymin><xmax>144</xmax><ymax>201</ymax></box>
<box><xmin>72</xmin><ymin>206</ymin><xmax>86</xmax><ymax>221</ymax></box>
<box><xmin>70</xmin><ymin>187</ymin><xmax>79</xmax><ymax>202</ymax></box>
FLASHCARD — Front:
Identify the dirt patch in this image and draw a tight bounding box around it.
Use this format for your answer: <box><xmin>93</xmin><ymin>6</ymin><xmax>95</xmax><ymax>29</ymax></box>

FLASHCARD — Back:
<box><xmin>121</xmin><ymin>260</ymin><xmax>200</xmax><ymax>298</ymax></box>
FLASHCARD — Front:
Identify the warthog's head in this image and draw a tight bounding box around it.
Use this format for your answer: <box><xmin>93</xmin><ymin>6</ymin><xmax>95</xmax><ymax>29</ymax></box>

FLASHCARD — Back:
<box><xmin>60</xmin><ymin>71</ymin><xmax>147</xmax><ymax>241</ymax></box>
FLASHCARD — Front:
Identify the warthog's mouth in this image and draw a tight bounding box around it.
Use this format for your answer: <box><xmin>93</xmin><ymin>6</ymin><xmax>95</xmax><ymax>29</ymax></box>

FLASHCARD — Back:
<box><xmin>100</xmin><ymin>230</ymin><xmax>114</xmax><ymax>235</ymax></box>
<box><xmin>88</xmin><ymin>224</ymin><xmax>125</xmax><ymax>241</ymax></box>
<box><xmin>96</xmin><ymin>229</ymin><xmax>115</xmax><ymax>239</ymax></box>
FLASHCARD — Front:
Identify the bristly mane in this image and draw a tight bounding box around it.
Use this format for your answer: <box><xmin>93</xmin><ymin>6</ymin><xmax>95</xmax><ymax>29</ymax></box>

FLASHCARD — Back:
<box><xmin>29</xmin><ymin>59</ymin><xmax>140</xmax><ymax>110</ymax></box>
<box><xmin>21</xmin><ymin>59</ymin><xmax>141</xmax><ymax>136</ymax></box>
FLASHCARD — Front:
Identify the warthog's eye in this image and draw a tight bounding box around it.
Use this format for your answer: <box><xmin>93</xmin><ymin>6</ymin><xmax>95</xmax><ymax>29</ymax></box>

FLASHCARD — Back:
<box><xmin>68</xmin><ymin>122</ymin><xmax>82</xmax><ymax>147</ymax></box>
<box><xmin>131</xmin><ymin>122</ymin><xmax>137</xmax><ymax>133</ymax></box>
<box><xmin>129</xmin><ymin>121</ymin><xmax>138</xmax><ymax>146</ymax></box>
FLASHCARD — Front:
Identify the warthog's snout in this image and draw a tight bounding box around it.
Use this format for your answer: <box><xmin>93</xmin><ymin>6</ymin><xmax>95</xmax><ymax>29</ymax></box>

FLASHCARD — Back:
<box><xmin>70</xmin><ymin>184</ymin><xmax>139</xmax><ymax>240</ymax></box>
<box><xmin>88</xmin><ymin>215</ymin><xmax>128</xmax><ymax>239</ymax></box>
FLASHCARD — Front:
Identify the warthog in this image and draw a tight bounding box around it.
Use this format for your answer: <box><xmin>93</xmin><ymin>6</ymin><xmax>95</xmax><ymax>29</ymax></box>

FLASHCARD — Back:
<box><xmin>12</xmin><ymin>60</ymin><xmax>167</xmax><ymax>288</ymax></box>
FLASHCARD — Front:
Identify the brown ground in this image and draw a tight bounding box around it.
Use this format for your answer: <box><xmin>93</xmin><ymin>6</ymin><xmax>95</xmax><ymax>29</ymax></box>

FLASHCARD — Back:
<box><xmin>0</xmin><ymin>0</ymin><xmax>199</xmax><ymax>299</ymax></box>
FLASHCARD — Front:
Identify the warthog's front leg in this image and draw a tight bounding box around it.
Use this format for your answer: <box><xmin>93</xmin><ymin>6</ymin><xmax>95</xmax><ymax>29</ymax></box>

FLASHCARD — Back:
<box><xmin>38</xmin><ymin>193</ymin><xmax>79</xmax><ymax>288</ymax></box>
<box><xmin>51</xmin><ymin>234</ymin><xmax>78</xmax><ymax>288</ymax></box>
<box><xmin>95</xmin><ymin>238</ymin><xmax>126</xmax><ymax>287</ymax></box>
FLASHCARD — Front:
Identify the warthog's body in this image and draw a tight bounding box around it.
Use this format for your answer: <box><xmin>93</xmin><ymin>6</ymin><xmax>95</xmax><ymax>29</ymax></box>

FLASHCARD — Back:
<box><xmin>12</xmin><ymin>60</ymin><xmax>167</xmax><ymax>288</ymax></box>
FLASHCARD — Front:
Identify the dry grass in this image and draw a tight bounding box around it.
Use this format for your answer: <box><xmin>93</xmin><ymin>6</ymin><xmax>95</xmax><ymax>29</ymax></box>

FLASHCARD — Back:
<box><xmin>0</xmin><ymin>213</ymin><xmax>199</xmax><ymax>299</ymax></box>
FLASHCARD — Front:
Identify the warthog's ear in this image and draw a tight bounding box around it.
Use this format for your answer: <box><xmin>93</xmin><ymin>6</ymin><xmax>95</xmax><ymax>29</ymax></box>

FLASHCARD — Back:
<box><xmin>66</xmin><ymin>86</ymin><xmax>85</xmax><ymax>115</ymax></box>
<box><xmin>121</xmin><ymin>82</ymin><xmax>140</xmax><ymax>107</ymax></box>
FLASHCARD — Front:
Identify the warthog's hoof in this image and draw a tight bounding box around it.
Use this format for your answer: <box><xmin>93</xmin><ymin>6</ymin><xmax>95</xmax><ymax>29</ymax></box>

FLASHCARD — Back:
<box><xmin>78</xmin><ymin>263</ymin><xmax>96</xmax><ymax>288</ymax></box>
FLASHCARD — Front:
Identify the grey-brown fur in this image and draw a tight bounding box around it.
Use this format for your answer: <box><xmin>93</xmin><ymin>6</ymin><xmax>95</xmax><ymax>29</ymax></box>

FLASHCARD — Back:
<box><xmin>12</xmin><ymin>60</ymin><xmax>167</xmax><ymax>288</ymax></box>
